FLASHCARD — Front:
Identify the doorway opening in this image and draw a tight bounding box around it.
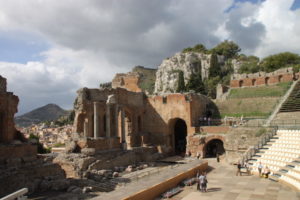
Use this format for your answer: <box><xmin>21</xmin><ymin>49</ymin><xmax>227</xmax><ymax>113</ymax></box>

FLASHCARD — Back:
<box><xmin>204</xmin><ymin>139</ymin><xmax>225</xmax><ymax>158</ymax></box>
<box><xmin>174</xmin><ymin>119</ymin><xmax>187</xmax><ymax>155</ymax></box>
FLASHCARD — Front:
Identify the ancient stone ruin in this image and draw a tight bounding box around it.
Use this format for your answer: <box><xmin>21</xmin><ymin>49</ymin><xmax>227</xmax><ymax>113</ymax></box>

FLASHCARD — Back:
<box><xmin>230</xmin><ymin>67</ymin><xmax>297</xmax><ymax>88</ymax></box>
<box><xmin>0</xmin><ymin>75</ymin><xmax>20</xmax><ymax>143</ymax></box>
<box><xmin>72</xmin><ymin>86</ymin><xmax>219</xmax><ymax>155</ymax></box>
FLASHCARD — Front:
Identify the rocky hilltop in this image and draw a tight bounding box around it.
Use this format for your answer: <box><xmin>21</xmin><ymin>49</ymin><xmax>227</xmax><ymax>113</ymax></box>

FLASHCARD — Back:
<box><xmin>15</xmin><ymin>103</ymin><xmax>69</xmax><ymax>127</ymax></box>
<box><xmin>154</xmin><ymin>52</ymin><xmax>225</xmax><ymax>94</ymax></box>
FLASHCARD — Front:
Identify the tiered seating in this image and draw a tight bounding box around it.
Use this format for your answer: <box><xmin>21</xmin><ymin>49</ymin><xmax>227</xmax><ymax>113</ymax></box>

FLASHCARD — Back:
<box><xmin>249</xmin><ymin>129</ymin><xmax>300</xmax><ymax>191</ymax></box>
<box><xmin>279</xmin><ymin>81</ymin><xmax>300</xmax><ymax>112</ymax></box>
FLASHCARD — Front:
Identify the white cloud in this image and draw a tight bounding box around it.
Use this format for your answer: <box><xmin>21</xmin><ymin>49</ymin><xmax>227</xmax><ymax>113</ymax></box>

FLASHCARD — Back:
<box><xmin>253</xmin><ymin>0</ymin><xmax>300</xmax><ymax>57</ymax></box>
<box><xmin>0</xmin><ymin>0</ymin><xmax>300</xmax><ymax>114</ymax></box>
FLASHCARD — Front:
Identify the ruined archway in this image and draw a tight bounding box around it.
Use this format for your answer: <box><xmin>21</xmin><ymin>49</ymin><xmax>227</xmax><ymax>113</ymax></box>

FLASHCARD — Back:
<box><xmin>278</xmin><ymin>75</ymin><xmax>283</xmax><ymax>82</ymax></box>
<box><xmin>239</xmin><ymin>80</ymin><xmax>243</xmax><ymax>87</ymax></box>
<box><xmin>204</xmin><ymin>139</ymin><xmax>225</xmax><ymax>158</ymax></box>
<box><xmin>265</xmin><ymin>77</ymin><xmax>270</xmax><ymax>85</ymax></box>
<box><xmin>173</xmin><ymin>118</ymin><xmax>187</xmax><ymax>155</ymax></box>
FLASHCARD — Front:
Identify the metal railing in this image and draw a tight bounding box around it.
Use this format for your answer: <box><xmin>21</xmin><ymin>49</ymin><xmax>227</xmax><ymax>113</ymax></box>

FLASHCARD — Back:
<box><xmin>0</xmin><ymin>188</ymin><xmax>28</xmax><ymax>200</ymax></box>
<box><xmin>240</xmin><ymin>127</ymin><xmax>278</xmax><ymax>164</ymax></box>
<box><xmin>269</xmin><ymin>119</ymin><xmax>300</xmax><ymax>128</ymax></box>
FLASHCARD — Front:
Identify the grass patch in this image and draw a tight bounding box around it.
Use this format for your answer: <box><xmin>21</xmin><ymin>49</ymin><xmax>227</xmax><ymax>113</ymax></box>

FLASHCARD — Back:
<box><xmin>228</xmin><ymin>82</ymin><xmax>292</xmax><ymax>99</ymax></box>
<box><xmin>53</xmin><ymin>143</ymin><xmax>65</xmax><ymax>147</ymax></box>
<box><xmin>255</xmin><ymin>128</ymin><xmax>267</xmax><ymax>137</ymax></box>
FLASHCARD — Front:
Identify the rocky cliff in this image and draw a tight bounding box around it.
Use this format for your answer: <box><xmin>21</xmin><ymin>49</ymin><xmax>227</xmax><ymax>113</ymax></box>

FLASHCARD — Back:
<box><xmin>154</xmin><ymin>52</ymin><xmax>226</xmax><ymax>94</ymax></box>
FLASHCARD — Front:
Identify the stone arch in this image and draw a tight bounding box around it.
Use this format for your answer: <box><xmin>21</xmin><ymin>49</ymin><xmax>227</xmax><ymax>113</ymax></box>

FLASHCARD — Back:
<box><xmin>239</xmin><ymin>80</ymin><xmax>244</xmax><ymax>87</ymax></box>
<box><xmin>278</xmin><ymin>75</ymin><xmax>283</xmax><ymax>82</ymax></box>
<box><xmin>202</xmin><ymin>136</ymin><xmax>225</xmax><ymax>158</ymax></box>
<box><xmin>169</xmin><ymin>118</ymin><xmax>187</xmax><ymax>155</ymax></box>
<box><xmin>265</xmin><ymin>77</ymin><xmax>270</xmax><ymax>85</ymax></box>
<box><xmin>252</xmin><ymin>79</ymin><xmax>256</xmax><ymax>86</ymax></box>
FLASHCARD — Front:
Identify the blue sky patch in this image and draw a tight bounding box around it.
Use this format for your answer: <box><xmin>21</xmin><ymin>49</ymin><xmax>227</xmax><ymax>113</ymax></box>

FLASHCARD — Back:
<box><xmin>291</xmin><ymin>0</ymin><xmax>300</xmax><ymax>10</ymax></box>
<box><xmin>0</xmin><ymin>31</ymin><xmax>49</xmax><ymax>64</ymax></box>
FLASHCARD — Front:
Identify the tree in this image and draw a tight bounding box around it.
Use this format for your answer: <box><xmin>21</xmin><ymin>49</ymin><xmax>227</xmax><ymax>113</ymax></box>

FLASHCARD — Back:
<box><xmin>186</xmin><ymin>72</ymin><xmax>206</xmax><ymax>94</ymax></box>
<box><xmin>182</xmin><ymin>44</ymin><xmax>207</xmax><ymax>53</ymax></box>
<box><xmin>204</xmin><ymin>76</ymin><xmax>221</xmax><ymax>98</ymax></box>
<box><xmin>211</xmin><ymin>40</ymin><xmax>241</xmax><ymax>59</ymax></box>
<box><xmin>209</xmin><ymin>53</ymin><xmax>221</xmax><ymax>78</ymax></box>
<box><xmin>176</xmin><ymin>70</ymin><xmax>186</xmax><ymax>93</ymax></box>
<box><xmin>260</xmin><ymin>52</ymin><xmax>300</xmax><ymax>72</ymax></box>
<box><xmin>238</xmin><ymin>55</ymin><xmax>260</xmax><ymax>74</ymax></box>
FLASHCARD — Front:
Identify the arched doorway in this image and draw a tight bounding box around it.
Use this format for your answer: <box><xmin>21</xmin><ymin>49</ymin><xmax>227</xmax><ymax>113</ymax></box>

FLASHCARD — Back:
<box><xmin>239</xmin><ymin>80</ymin><xmax>244</xmax><ymax>87</ymax></box>
<box><xmin>204</xmin><ymin>139</ymin><xmax>225</xmax><ymax>158</ymax></box>
<box><xmin>174</xmin><ymin>119</ymin><xmax>187</xmax><ymax>155</ymax></box>
<box><xmin>265</xmin><ymin>77</ymin><xmax>270</xmax><ymax>85</ymax></box>
<box><xmin>252</xmin><ymin>79</ymin><xmax>256</xmax><ymax>86</ymax></box>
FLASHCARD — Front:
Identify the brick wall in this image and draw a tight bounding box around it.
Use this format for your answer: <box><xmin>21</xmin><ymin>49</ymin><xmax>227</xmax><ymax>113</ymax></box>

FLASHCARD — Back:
<box><xmin>112</xmin><ymin>73</ymin><xmax>142</xmax><ymax>92</ymax></box>
<box><xmin>230</xmin><ymin>72</ymin><xmax>295</xmax><ymax>88</ymax></box>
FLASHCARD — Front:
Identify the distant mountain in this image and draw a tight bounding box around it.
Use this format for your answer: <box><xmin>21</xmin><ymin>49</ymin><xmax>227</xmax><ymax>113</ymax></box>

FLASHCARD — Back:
<box><xmin>15</xmin><ymin>104</ymin><xmax>70</xmax><ymax>127</ymax></box>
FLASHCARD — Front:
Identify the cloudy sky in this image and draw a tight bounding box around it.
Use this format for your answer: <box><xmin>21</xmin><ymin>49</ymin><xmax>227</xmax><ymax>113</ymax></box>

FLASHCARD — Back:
<box><xmin>0</xmin><ymin>0</ymin><xmax>299</xmax><ymax>115</ymax></box>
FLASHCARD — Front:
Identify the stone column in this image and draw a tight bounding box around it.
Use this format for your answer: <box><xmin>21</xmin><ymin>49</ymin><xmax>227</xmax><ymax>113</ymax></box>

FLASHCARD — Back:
<box><xmin>94</xmin><ymin>102</ymin><xmax>100</xmax><ymax>139</ymax></box>
<box><xmin>120</xmin><ymin>107</ymin><xmax>126</xmax><ymax>149</ymax></box>
<box><xmin>114</xmin><ymin>105</ymin><xmax>119</xmax><ymax>138</ymax></box>
<box><xmin>121</xmin><ymin>108</ymin><xmax>125</xmax><ymax>141</ymax></box>
<box><xmin>88</xmin><ymin>114</ymin><xmax>93</xmax><ymax>137</ymax></box>
<box><xmin>84</xmin><ymin>118</ymin><xmax>88</xmax><ymax>137</ymax></box>
<box><xmin>106</xmin><ymin>104</ymin><xmax>111</xmax><ymax>138</ymax></box>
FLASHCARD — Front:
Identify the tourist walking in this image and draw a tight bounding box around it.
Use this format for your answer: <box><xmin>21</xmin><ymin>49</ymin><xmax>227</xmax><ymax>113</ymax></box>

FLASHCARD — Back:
<box><xmin>258</xmin><ymin>162</ymin><xmax>263</xmax><ymax>177</ymax></box>
<box><xmin>236</xmin><ymin>162</ymin><xmax>242</xmax><ymax>176</ymax></box>
<box><xmin>199</xmin><ymin>173</ymin><xmax>208</xmax><ymax>192</ymax></box>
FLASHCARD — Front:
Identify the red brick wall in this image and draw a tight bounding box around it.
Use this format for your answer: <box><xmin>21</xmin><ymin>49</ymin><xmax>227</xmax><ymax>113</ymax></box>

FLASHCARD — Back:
<box><xmin>230</xmin><ymin>73</ymin><xmax>295</xmax><ymax>88</ymax></box>
<box><xmin>200</xmin><ymin>126</ymin><xmax>230</xmax><ymax>134</ymax></box>
<box><xmin>187</xmin><ymin>134</ymin><xmax>225</xmax><ymax>157</ymax></box>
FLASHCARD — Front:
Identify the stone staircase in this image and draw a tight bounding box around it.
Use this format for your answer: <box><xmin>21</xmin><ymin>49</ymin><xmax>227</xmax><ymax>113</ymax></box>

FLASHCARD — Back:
<box><xmin>279</xmin><ymin>81</ymin><xmax>300</xmax><ymax>112</ymax></box>
<box><xmin>248</xmin><ymin>129</ymin><xmax>300</xmax><ymax>190</ymax></box>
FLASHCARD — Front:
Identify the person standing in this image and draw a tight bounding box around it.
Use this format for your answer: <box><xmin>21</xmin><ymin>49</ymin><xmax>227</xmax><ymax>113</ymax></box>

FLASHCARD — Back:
<box><xmin>196</xmin><ymin>171</ymin><xmax>200</xmax><ymax>191</ymax></box>
<box><xmin>258</xmin><ymin>162</ymin><xmax>263</xmax><ymax>177</ymax></box>
<box><xmin>216</xmin><ymin>153</ymin><xmax>220</xmax><ymax>162</ymax></box>
<box><xmin>202</xmin><ymin>172</ymin><xmax>208</xmax><ymax>192</ymax></box>
<box><xmin>236</xmin><ymin>162</ymin><xmax>242</xmax><ymax>176</ymax></box>
<box><xmin>199</xmin><ymin>173</ymin><xmax>204</xmax><ymax>192</ymax></box>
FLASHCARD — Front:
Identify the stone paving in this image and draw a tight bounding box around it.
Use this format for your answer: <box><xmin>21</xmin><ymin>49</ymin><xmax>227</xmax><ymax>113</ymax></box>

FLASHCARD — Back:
<box><xmin>92</xmin><ymin>157</ymin><xmax>203</xmax><ymax>200</ymax></box>
<box><xmin>172</xmin><ymin>158</ymin><xmax>300</xmax><ymax>200</ymax></box>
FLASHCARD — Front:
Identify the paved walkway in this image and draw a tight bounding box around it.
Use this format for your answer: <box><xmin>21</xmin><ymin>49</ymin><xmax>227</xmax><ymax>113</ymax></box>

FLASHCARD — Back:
<box><xmin>173</xmin><ymin>158</ymin><xmax>300</xmax><ymax>200</ymax></box>
<box><xmin>92</xmin><ymin>158</ymin><xmax>203</xmax><ymax>200</ymax></box>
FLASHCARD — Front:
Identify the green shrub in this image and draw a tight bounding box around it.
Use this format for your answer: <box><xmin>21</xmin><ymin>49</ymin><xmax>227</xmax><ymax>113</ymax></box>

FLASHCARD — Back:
<box><xmin>255</xmin><ymin>128</ymin><xmax>267</xmax><ymax>137</ymax></box>
<box><xmin>29</xmin><ymin>133</ymin><xmax>51</xmax><ymax>154</ymax></box>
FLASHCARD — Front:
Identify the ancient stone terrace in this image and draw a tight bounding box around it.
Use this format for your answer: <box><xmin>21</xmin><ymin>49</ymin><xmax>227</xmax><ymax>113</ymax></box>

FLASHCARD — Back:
<box><xmin>230</xmin><ymin>67</ymin><xmax>295</xmax><ymax>88</ymax></box>
<box><xmin>73</xmin><ymin>86</ymin><xmax>219</xmax><ymax>155</ymax></box>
